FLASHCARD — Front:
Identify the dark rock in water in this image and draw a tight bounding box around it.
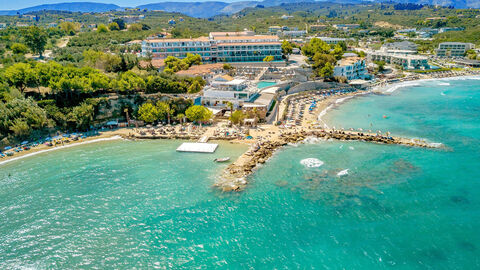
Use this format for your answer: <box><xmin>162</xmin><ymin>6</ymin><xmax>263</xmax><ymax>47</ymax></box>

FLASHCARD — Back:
<box><xmin>458</xmin><ymin>241</ymin><xmax>476</xmax><ymax>252</ymax></box>
<box><xmin>392</xmin><ymin>159</ymin><xmax>419</xmax><ymax>174</ymax></box>
<box><xmin>450</xmin><ymin>195</ymin><xmax>470</xmax><ymax>204</ymax></box>
<box><xmin>275</xmin><ymin>180</ymin><xmax>289</xmax><ymax>187</ymax></box>
<box><xmin>423</xmin><ymin>248</ymin><xmax>447</xmax><ymax>261</ymax></box>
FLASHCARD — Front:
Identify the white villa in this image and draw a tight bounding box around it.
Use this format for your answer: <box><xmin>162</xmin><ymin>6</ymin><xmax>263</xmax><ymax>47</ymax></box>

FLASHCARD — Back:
<box><xmin>202</xmin><ymin>75</ymin><xmax>259</xmax><ymax>108</ymax></box>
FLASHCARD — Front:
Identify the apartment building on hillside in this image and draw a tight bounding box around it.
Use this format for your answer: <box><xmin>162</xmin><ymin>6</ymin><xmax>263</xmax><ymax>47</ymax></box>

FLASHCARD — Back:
<box><xmin>436</xmin><ymin>42</ymin><xmax>475</xmax><ymax>57</ymax></box>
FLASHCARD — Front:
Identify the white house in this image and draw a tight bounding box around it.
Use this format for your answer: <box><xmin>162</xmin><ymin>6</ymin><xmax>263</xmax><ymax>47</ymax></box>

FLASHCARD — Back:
<box><xmin>202</xmin><ymin>75</ymin><xmax>258</xmax><ymax>108</ymax></box>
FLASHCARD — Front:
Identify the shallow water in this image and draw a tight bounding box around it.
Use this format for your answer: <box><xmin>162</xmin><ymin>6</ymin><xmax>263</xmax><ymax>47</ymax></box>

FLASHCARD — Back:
<box><xmin>1</xmin><ymin>78</ymin><xmax>480</xmax><ymax>268</ymax></box>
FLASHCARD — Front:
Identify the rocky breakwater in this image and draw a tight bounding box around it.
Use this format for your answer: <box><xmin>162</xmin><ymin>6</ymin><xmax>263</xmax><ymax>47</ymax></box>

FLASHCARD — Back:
<box><xmin>215</xmin><ymin>132</ymin><xmax>310</xmax><ymax>192</ymax></box>
<box><xmin>214</xmin><ymin>130</ymin><xmax>441</xmax><ymax>192</ymax></box>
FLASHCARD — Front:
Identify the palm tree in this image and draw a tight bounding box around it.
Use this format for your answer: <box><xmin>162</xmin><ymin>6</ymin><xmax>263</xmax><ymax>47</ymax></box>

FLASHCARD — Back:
<box><xmin>124</xmin><ymin>108</ymin><xmax>130</xmax><ymax>126</ymax></box>
<box><xmin>166</xmin><ymin>105</ymin><xmax>174</xmax><ymax>125</ymax></box>
<box><xmin>227</xmin><ymin>101</ymin><xmax>234</xmax><ymax>113</ymax></box>
<box><xmin>176</xmin><ymin>113</ymin><xmax>185</xmax><ymax>125</ymax></box>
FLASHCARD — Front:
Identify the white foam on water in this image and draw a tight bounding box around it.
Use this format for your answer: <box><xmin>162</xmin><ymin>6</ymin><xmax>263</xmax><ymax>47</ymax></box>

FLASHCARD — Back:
<box><xmin>300</xmin><ymin>158</ymin><xmax>324</xmax><ymax>168</ymax></box>
<box><xmin>441</xmin><ymin>92</ymin><xmax>446</xmax><ymax>96</ymax></box>
<box><xmin>377</xmin><ymin>75</ymin><xmax>480</xmax><ymax>94</ymax></box>
<box><xmin>383</xmin><ymin>82</ymin><xmax>420</xmax><ymax>93</ymax></box>
<box><xmin>337</xmin><ymin>169</ymin><xmax>349</xmax><ymax>176</ymax></box>
<box><xmin>438</xmin><ymin>82</ymin><xmax>450</xmax><ymax>86</ymax></box>
<box><xmin>348</xmin><ymin>146</ymin><xmax>355</xmax><ymax>150</ymax></box>
<box><xmin>318</xmin><ymin>104</ymin><xmax>333</xmax><ymax>119</ymax></box>
<box><xmin>0</xmin><ymin>136</ymin><xmax>123</xmax><ymax>166</ymax></box>
<box><xmin>303</xmin><ymin>137</ymin><xmax>326</xmax><ymax>144</ymax></box>
<box><xmin>428</xmin><ymin>142</ymin><xmax>443</xmax><ymax>148</ymax></box>
<box><xmin>336</xmin><ymin>96</ymin><xmax>354</xmax><ymax>104</ymax></box>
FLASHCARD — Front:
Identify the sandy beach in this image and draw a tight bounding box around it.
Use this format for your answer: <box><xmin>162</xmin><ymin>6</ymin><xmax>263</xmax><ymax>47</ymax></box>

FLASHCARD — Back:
<box><xmin>0</xmin><ymin>129</ymin><xmax>130</xmax><ymax>166</ymax></box>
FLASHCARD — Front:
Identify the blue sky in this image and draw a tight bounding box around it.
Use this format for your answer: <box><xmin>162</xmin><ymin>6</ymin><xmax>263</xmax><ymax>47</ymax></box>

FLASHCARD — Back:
<box><xmin>1</xmin><ymin>0</ymin><xmax>239</xmax><ymax>10</ymax></box>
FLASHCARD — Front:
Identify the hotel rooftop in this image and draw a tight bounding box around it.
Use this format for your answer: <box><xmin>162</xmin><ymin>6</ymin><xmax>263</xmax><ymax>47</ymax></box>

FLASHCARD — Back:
<box><xmin>142</xmin><ymin>31</ymin><xmax>283</xmax><ymax>63</ymax></box>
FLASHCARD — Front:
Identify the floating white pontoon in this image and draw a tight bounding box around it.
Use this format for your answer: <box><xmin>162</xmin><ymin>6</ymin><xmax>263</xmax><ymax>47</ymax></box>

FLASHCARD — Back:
<box><xmin>176</xmin><ymin>143</ymin><xmax>218</xmax><ymax>153</ymax></box>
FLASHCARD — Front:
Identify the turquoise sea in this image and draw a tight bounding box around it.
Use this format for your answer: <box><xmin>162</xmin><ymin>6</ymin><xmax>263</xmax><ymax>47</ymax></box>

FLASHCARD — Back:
<box><xmin>1</xmin><ymin>78</ymin><xmax>480</xmax><ymax>268</ymax></box>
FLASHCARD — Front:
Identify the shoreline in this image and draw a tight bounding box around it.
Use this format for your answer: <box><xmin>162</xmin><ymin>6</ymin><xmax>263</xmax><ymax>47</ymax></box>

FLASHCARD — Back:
<box><xmin>2</xmin><ymin>73</ymin><xmax>475</xmax><ymax>178</ymax></box>
<box><xmin>317</xmin><ymin>73</ymin><xmax>480</xmax><ymax>129</ymax></box>
<box><xmin>374</xmin><ymin>74</ymin><xmax>480</xmax><ymax>93</ymax></box>
<box><xmin>0</xmin><ymin>133</ymin><xmax>125</xmax><ymax>166</ymax></box>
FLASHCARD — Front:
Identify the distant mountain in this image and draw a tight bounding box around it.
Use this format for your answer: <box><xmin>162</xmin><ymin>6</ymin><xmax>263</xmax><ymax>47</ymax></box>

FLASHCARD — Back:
<box><xmin>137</xmin><ymin>0</ymin><xmax>318</xmax><ymax>18</ymax></box>
<box><xmin>1</xmin><ymin>0</ymin><xmax>480</xmax><ymax>18</ymax></box>
<box><xmin>261</xmin><ymin>0</ymin><xmax>316</xmax><ymax>6</ymax></box>
<box><xmin>220</xmin><ymin>1</ymin><xmax>258</xmax><ymax>14</ymax></box>
<box><xmin>397</xmin><ymin>0</ymin><xmax>471</xmax><ymax>8</ymax></box>
<box><xmin>137</xmin><ymin>2</ymin><xmax>230</xmax><ymax>18</ymax></box>
<box><xmin>0</xmin><ymin>2</ymin><xmax>121</xmax><ymax>15</ymax></box>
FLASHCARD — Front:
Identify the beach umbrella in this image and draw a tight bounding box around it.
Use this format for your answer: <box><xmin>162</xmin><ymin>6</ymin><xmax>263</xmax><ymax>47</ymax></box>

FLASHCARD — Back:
<box><xmin>4</xmin><ymin>146</ymin><xmax>12</xmax><ymax>150</ymax></box>
<box><xmin>21</xmin><ymin>141</ymin><xmax>29</xmax><ymax>145</ymax></box>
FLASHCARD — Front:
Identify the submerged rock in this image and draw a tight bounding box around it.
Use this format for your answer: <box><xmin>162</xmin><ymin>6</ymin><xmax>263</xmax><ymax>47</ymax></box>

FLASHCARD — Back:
<box><xmin>274</xmin><ymin>180</ymin><xmax>289</xmax><ymax>187</ymax></box>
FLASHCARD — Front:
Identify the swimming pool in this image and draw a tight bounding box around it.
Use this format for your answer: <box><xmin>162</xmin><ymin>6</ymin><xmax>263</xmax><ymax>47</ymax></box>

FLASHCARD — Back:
<box><xmin>257</xmin><ymin>81</ymin><xmax>277</xmax><ymax>89</ymax></box>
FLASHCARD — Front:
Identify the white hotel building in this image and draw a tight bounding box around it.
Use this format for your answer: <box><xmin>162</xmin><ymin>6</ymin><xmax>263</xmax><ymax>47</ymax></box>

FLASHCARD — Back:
<box><xmin>333</xmin><ymin>57</ymin><xmax>368</xmax><ymax>81</ymax></box>
<box><xmin>141</xmin><ymin>31</ymin><xmax>282</xmax><ymax>63</ymax></box>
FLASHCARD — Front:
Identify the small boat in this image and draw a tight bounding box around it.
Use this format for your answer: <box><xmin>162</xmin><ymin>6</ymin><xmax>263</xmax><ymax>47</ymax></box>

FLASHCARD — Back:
<box><xmin>214</xmin><ymin>157</ymin><xmax>230</xmax><ymax>163</ymax></box>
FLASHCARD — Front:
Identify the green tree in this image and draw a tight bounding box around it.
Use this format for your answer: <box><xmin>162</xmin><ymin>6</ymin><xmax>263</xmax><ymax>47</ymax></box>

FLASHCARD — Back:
<box><xmin>4</xmin><ymin>63</ymin><xmax>37</xmax><ymax>92</ymax></box>
<box><xmin>319</xmin><ymin>62</ymin><xmax>334</xmax><ymax>78</ymax></box>
<box><xmin>68</xmin><ymin>102</ymin><xmax>95</xmax><ymax>130</ymax></box>
<box><xmin>229</xmin><ymin>110</ymin><xmax>245</xmax><ymax>125</ymax></box>
<box><xmin>110</xmin><ymin>71</ymin><xmax>145</xmax><ymax>92</ymax></box>
<box><xmin>9</xmin><ymin>119</ymin><xmax>31</xmax><ymax>138</ymax></box>
<box><xmin>59</xmin><ymin>22</ymin><xmax>80</xmax><ymax>35</ymax></box>
<box><xmin>281</xmin><ymin>40</ymin><xmax>293</xmax><ymax>56</ymax></box>
<box><xmin>183</xmin><ymin>53</ymin><xmax>202</xmax><ymax>66</ymax></box>
<box><xmin>263</xmin><ymin>55</ymin><xmax>274</xmax><ymax>62</ymax></box>
<box><xmin>176</xmin><ymin>113</ymin><xmax>185</xmax><ymax>124</ymax></box>
<box><xmin>129</xmin><ymin>23</ymin><xmax>143</xmax><ymax>32</ymax></box>
<box><xmin>137</xmin><ymin>103</ymin><xmax>159</xmax><ymax>123</ymax></box>
<box><xmin>11</xmin><ymin>43</ymin><xmax>28</xmax><ymax>55</ymax></box>
<box><xmin>312</xmin><ymin>53</ymin><xmax>336</xmax><ymax>73</ymax></box>
<box><xmin>374</xmin><ymin>61</ymin><xmax>386</xmax><ymax>73</ymax></box>
<box><xmin>22</xmin><ymin>26</ymin><xmax>48</xmax><ymax>58</ymax></box>
<box><xmin>302</xmin><ymin>38</ymin><xmax>331</xmax><ymax>58</ymax></box>
<box><xmin>330</xmin><ymin>44</ymin><xmax>344</xmax><ymax>60</ymax></box>
<box><xmin>97</xmin><ymin>24</ymin><xmax>109</xmax><ymax>33</ymax></box>
<box><xmin>112</xmin><ymin>19</ymin><xmax>126</xmax><ymax>30</ymax></box>
<box><xmin>185</xmin><ymin>105</ymin><xmax>212</xmax><ymax>125</ymax></box>
<box><xmin>187</xmin><ymin>80</ymin><xmax>202</xmax><ymax>94</ymax></box>
<box><xmin>108</xmin><ymin>22</ymin><xmax>120</xmax><ymax>31</ymax></box>
<box><xmin>156</xmin><ymin>101</ymin><xmax>174</xmax><ymax>124</ymax></box>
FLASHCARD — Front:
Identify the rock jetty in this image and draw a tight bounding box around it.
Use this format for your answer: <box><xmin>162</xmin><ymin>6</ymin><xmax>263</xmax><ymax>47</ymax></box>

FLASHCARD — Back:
<box><xmin>214</xmin><ymin>130</ymin><xmax>442</xmax><ymax>192</ymax></box>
